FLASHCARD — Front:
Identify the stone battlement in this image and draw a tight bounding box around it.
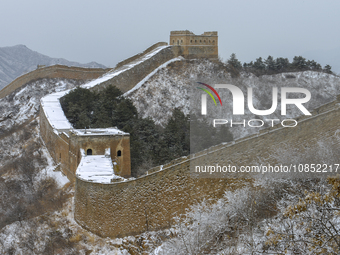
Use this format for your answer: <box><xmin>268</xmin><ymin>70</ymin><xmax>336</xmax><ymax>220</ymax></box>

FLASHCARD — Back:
<box><xmin>170</xmin><ymin>30</ymin><xmax>218</xmax><ymax>59</ymax></box>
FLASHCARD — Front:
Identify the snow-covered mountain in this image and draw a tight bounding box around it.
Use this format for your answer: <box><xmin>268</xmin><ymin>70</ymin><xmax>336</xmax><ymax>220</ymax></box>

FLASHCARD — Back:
<box><xmin>0</xmin><ymin>44</ymin><xmax>106</xmax><ymax>90</ymax></box>
<box><xmin>127</xmin><ymin>59</ymin><xmax>340</xmax><ymax>139</ymax></box>
<box><xmin>1</xmin><ymin>59</ymin><xmax>340</xmax><ymax>253</ymax></box>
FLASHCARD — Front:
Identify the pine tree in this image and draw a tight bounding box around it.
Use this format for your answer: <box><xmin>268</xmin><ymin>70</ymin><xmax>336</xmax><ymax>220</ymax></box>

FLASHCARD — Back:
<box><xmin>265</xmin><ymin>55</ymin><xmax>276</xmax><ymax>73</ymax></box>
<box><xmin>324</xmin><ymin>64</ymin><xmax>332</xmax><ymax>74</ymax></box>
<box><xmin>227</xmin><ymin>53</ymin><xmax>242</xmax><ymax>70</ymax></box>
<box><xmin>291</xmin><ymin>56</ymin><xmax>307</xmax><ymax>70</ymax></box>
<box><xmin>275</xmin><ymin>57</ymin><xmax>290</xmax><ymax>72</ymax></box>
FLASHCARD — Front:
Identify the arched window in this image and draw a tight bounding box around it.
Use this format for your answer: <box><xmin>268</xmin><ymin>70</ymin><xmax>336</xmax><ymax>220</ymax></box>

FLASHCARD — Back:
<box><xmin>117</xmin><ymin>150</ymin><xmax>122</xmax><ymax>157</ymax></box>
<box><xmin>190</xmin><ymin>40</ymin><xmax>192</xmax><ymax>43</ymax></box>
<box><xmin>87</xmin><ymin>149</ymin><xmax>92</xmax><ymax>155</ymax></box>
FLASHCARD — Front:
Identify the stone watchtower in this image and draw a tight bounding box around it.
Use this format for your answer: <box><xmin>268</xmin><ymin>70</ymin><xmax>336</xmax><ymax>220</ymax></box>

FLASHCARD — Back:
<box><xmin>170</xmin><ymin>30</ymin><xmax>218</xmax><ymax>59</ymax></box>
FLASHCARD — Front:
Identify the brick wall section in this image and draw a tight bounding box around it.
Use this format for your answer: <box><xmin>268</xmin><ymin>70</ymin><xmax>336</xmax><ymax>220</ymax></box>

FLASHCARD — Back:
<box><xmin>0</xmin><ymin>65</ymin><xmax>111</xmax><ymax>99</ymax></box>
<box><xmin>89</xmin><ymin>47</ymin><xmax>178</xmax><ymax>94</ymax></box>
<box><xmin>74</xmin><ymin>96</ymin><xmax>340</xmax><ymax>238</ymax></box>
<box><xmin>40</xmin><ymin>108</ymin><xmax>76</xmax><ymax>181</ymax></box>
<box><xmin>75</xmin><ymin>161</ymin><xmax>235</xmax><ymax>238</ymax></box>
<box><xmin>115</xmin><ymin>42</ymin><xmax>168</xmax><ymax>69</ymax></box>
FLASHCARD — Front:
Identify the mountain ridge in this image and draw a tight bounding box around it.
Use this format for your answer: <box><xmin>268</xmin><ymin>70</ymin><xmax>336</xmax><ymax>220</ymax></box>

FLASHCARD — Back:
<box><xmin>0</xmin><ymin>44</ymin><xmax>106</xmax><ymax>90</ymax></box>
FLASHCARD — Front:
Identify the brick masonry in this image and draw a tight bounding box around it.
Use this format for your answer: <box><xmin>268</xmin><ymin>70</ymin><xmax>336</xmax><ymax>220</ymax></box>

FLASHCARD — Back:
<box><xmin>74</xmin><ymin>95</ymin><xmax>340</xmax><ymax>238</ymax></box>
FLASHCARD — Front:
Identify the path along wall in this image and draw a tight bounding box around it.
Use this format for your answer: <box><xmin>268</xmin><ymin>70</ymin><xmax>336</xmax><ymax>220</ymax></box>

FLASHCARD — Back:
<box><xmin>0</xmin><ymin>65</ymin><xmax>111</xmax><ymax>99</ymax></box>
<box><xmin>74</xmin><ymin>96</ymin><xmax>340</xmax><ymax>238</ymax></box>
<box><xmin>40</xmin><ymin>107</ymin><xmax>76</xmax><ymax>181</ymax></box>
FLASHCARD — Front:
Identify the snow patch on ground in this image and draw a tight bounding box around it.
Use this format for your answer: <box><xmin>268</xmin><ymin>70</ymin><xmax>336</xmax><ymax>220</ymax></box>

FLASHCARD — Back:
<box><xmin>124</xmin><ymin>57</ymin><xmax>184</xmax><ymax>96</ymax></box>
<box><xmin>34</xmin><ymin>146</ymin><xmax>69</xmax><ymax>188</ymax></box>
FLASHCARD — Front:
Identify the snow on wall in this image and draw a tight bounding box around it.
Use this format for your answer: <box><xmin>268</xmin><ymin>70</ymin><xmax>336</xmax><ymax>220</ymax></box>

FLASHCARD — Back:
<box><xmin>82</xmin><ymin>46</ymin><xmax>170</xmax><ymax>89</ymax></box>
<box><xmin>40</xmin><ymin>44</ymin><xmax>173</xmax><ymax>134</ymax></box>
<box><xmin>76</xmin><ymin>153</ymin><xmax>124</xmax><ymax>184</ymax></box>
<box><xmin>39</xmin><ymin>44</ymin><xmax>175</xmax><ymax>183</ymax></box>
<box><xmin>40</xmin><ymin>91</ymin><xmax>72</xmax><ymax>131</ymax></box>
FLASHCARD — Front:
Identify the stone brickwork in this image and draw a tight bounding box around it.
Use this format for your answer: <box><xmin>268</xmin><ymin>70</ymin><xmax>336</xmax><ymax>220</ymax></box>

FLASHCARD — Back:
<box><xmin>74</xmin><ymin>95</ymin><xmax>340</xmax><ymax>238</ymax></box>
<box><xmin>170</xmin><ymin>30</ymin><xmax>218</xmax><ymax>59</ymax></box>
<box><xmin>0</xmin><ymin>65</ymin><xmax>111</xmax><ymax>99</ymax></box>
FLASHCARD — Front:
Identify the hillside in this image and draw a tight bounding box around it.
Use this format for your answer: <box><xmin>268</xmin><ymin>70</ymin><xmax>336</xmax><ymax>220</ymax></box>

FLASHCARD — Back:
<box><xmin>0</xmin><ymin>45</ymin><xmax>106</xmax><ymax>90</ymax></box>
<box><xmin>1</xmin><ymin>59</ymin><xmax>340</xmax><ymax>253</ymax></box>
<box><xmin>127</xmin><ymin>59</ymin><xmax>340</xmax><ymax>139</ymax></box>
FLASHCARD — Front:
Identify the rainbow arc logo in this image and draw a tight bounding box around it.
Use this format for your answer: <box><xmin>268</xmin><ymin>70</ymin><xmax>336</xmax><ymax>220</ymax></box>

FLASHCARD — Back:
<box><xmin>196</xmin><ymin>82</ymin><xmax>222</xmax><ymax>106</ymax></box>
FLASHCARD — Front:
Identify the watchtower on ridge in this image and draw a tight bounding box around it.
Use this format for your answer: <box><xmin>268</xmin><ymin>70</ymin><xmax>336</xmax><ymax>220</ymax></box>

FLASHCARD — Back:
<box><xmin>170</xmin><ymin>30</ymin><xmax>218</xmax><ymax>59</ymax></box>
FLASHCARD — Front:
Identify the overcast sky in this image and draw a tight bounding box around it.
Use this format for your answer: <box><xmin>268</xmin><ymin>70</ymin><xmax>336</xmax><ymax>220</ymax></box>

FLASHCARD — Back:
<box><xmin>1</xmin><ymin>0</ymin><xmax>340</xmax><ymax>71</ymax></box>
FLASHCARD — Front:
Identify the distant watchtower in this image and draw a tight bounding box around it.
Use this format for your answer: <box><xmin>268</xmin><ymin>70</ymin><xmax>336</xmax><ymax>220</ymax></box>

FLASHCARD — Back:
<box><xmin>170</xmin><ymin>30</ymin><xmax>218</xmax><ymax>59</ymax></box>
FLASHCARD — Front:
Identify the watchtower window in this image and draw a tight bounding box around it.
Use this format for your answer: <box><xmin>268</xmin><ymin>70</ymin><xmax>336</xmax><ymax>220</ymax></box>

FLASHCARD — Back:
<box><xmin>87</xmin><ymin>149</ymin><xmax>92</xmax><ymax>155</ymax></box>
<box><xmin>117</xmin><ymin>150</ymin><xmax>122</xmax><ymax>157</ymax></box>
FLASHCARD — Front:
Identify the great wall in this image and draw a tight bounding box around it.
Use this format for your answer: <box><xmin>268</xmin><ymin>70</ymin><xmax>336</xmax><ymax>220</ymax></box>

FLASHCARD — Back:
<box><xmin>3</xmin><ymin>30</ymin><xmax>339</xmax><ymax>238</ymax></box>
<box><xmin>0</xmin><ymin>65</ymin><xmax>111</xmax><ymax>100</ymax></box>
